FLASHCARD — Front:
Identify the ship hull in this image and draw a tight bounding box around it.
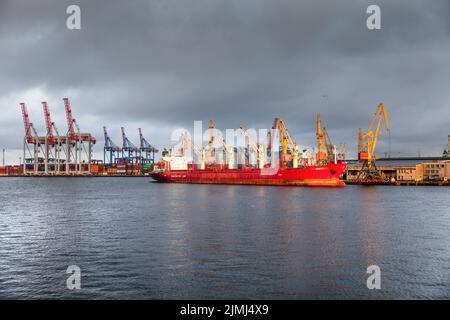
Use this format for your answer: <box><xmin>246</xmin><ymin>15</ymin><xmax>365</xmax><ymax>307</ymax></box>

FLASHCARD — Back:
<box><xmin>150</xmin><ymin>163</ymin><xmax>347</xmax><ymax>187</ymax></box>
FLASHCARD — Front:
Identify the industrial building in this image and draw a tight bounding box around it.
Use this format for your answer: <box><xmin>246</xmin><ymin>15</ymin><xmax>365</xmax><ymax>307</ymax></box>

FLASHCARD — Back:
<box><xmin>416</xmin><ymin>161</ymin><xmax>450</xmax><ymax>181</ymax></box>
<box><xmin>396</xmin><ymin>167</ymin><xmax>417</xmax><ymax>182</ymax></box>
<box><xmin>346</xmin><ymin>160</ymin><xmax>450</xmax><ymax>184</ymax></box>
<box><xmin>447</xmin><ymin>135</ymin><xmax>450</xmax><ymax>157</ymax></box>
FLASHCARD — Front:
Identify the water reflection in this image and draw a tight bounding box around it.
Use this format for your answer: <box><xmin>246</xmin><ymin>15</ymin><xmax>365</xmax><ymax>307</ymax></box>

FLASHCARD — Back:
<box><xmin>0</xmin><ymin>179</ymin><xmax>449</xmax><ymax>299</ymax></box>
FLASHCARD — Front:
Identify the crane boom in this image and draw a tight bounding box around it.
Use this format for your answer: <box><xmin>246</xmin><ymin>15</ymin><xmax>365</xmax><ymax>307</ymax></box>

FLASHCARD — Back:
<box><xmin>121</xmin><ymin>127</ymin><xmax>138</xmax><ymax>151</ymax></box>
<box><xmin>322</xmin><ymin>128</ymin><xmax>334</xmax><ymax>160</ymax></box>
<box><xmin>239</xmin><ymin>126</ymin><xmax>265</xmax><ymax>169</ymax></box>
<box><xmin>181</xmin><ymin>131</ymin><xmax>205</xmax><ymax>169</ymax></box>
<box><xmin>104</xmin><ymin>126</ymin><xmax>109</xmax><ymax>147</ymax></box>
<box><xmin>357</xmin><ymin>103</ymin><xmax>391</xmax><ymax>180</ymax></box>
<box><xmin>121</xmin><ymin>127</ymin><xmax>127</xmax><ymax>148</ymax></box>
<box><xmin>104</xmin><ymin>126</ymin><xmax>120</xmax><ymax>150</ymax></box>
<box><xmin>212</xmin><ymin>130</ymin><xmax>234</xmax><ymax>169</ymax></box>
<box><xmin>359</xmin><ymin>103</ymin><xmax>390</xmax><ymax>166</ymax></box>
<box><xmin>20</xmin><ymin>103</ymin><xmax>34</xmax><ymax>144</ymax></box>
<box><xmin>208</xmin><ymin>119</ymin><xmax>215</xmax><ymax>158</ymax></box>
<box><xmin>316</xmin><ymin>114</ymin><xmax>327</xmax><ymax>163</ymax></box>
<box><xmin>371</xmin><ymin>103</ymin><xmax>390</xmax><ymax>153</ymax></box>
<box><xmin>139</xmin><ymin>128</ymin><xmax>158</xmax><ymax>152</ymax></box>
<box><xmin>52</xmin><ymin>123</ymin><xmax>62</xmax><ymax>140</ymax></box>
<box><xmin>63</xmin><ymin>98</ymin><xmax>76</xmax><ymax>144</ymax></box>
<box><xmin>139</xmin><ymin>128</ymin><xmax>145</xmax><ymax>149</ymax></box>
<box><xmin>42</xmin><ymin>101</ymin><xmax>55</xmax><ymax>145</ymax></box>
<box><xmin>276</xmin><ymin>118</ymin><xmax>299</xmax><ymax>168</ymax></box>
<box><xmin>358</xmin><ymin>127</ymin><xmax>363</xmax><ymax>154</ymax></box>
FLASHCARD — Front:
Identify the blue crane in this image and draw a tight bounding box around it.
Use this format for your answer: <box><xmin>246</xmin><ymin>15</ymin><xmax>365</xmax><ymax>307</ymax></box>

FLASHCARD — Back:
<box><xmin>103</xmin><ymin>126</ymin><xmax>121</xmax><ymax>164</ymax></box>
<box><xmin>139</xmin><ymin>128</ymin><xmax>158</xmax><ymax>163</ymax></box>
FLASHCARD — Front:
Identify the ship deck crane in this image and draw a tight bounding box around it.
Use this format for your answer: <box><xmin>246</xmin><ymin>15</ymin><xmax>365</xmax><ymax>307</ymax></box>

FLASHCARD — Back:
<box><xmin>316</xmin><ymin>114</ymin><xmax>343</xmax><ymax>164</ymax></box>
<box><xmin>357</xmin><ymin>103</ymin><xmax>391</xmax><ymax>180</ymax></box>
<box><xmin>239</xmin><ymin>125</ymin><xmax>265</xmax><ymax>169</ymax></box>
<box><xmin>181</xmin><ymin>131</ymin><xmax>206</xmax><ymax>170</ymax></box>
<box><xmin>211</xmin><ymin>130</ymin><xmax>235</xmax><ymax>169</ymax></box>
<box><xmin>208</xmin><ymin>119</ymin><xmax>215</xmax><ymax>160</ymax></box>
<box><xmin>338</xmin><ymin>143</ymin><xmax>346</xmax><ymax>161</ymax></box>
<box><xmin>276</xmin><ymin>118</ymin><xmax>299</xmax><ymax>168</ymax></box>
<box><xmin>316</xmin><ymin>114</ymin><xmax>327</xmax><ymax>163</ymax></box>
<box><xmin>445</xmin><ymin>135</ymin><xmax>450</xmax><ymax>158</ymax></box>
<box><xmin>322</xmin><ymin>127</ymin><xmax>336</xmax><ymax>163</ymax></box>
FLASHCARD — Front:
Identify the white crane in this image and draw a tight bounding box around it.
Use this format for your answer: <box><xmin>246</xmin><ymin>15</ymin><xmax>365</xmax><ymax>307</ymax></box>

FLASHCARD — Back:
<box><xmin>181</xmin><ymin>131</ymin><xmax>206</xmax><ymax>170</ymax></box>
<box><xmin>239</xmin><ymin>126</ymin><xmax>265</xmax><ymax>169</ymax></box>
<box><xmin>212</xmin><ymin>131</ymin><xmax>235</xmax><ymax>169</ymax></box>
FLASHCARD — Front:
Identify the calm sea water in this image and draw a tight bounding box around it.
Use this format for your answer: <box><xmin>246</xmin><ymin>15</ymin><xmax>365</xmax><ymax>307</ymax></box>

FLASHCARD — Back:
<box><xmin>0</xmin><ymin>177</ymin><xmax>449</xmax><ymax>299</ymax></box>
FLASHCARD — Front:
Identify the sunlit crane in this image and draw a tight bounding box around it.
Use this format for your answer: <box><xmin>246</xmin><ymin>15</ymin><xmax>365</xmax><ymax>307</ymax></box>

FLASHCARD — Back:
<box><xmin>316</xmin><ymin>113</ymin><xmax>327</xmax><ymax>164</ymax></box>
<box><xmin>338</xmin><ymin>143</ymin><xmax>346</xmax><ymax>161</ymax></box>
<box><xmin>180</xmin><ymin>131</ymin><xmax>206</xmax><ymax>170</ymax></box>
<box><xmin>445</xmin><ymin>135</ymin><xmax>450</xmax><ymax>158</ymax></box>
<box><xmin>322</xmin><ymin>127</ymin><xmax>335</xmax><ymax>163</ymax></box>
<box><xmin>208</xmin><ymin>119</ymin><xmax>215</xmax><ymax>160</ymax></box>
<box><xmin>239</xmin><ymin>125</ymin><xmax>265</xmax><ymax>169</ymax></box>
<box><xmin>276</xmin><ymin>118</ymin><xmax>299</xmax><ymax>168</ymax></box>
<box><xmin>211</xmin><ymin>129</ymin><xmax>235</xmax><ymax>169</ymax></box>
<box><xmin>357</xmin><ymin>103</ymin><xmax>391</xmax><ymax>180</ymax></box>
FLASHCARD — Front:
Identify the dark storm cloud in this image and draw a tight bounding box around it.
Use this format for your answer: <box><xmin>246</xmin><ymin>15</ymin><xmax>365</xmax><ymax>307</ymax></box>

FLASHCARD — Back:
<box><xmin>1</xmin><ymin>0</ymin><xmax>450</xmax><ymax>163</ymax></box>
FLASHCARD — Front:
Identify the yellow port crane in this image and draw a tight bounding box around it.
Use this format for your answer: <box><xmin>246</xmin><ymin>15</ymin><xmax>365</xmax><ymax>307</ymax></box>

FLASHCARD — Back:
<box><xmin>277</xmin><ymin>118</ymin><xmax>299</xmax><ymax>168</ymax></box>
<box><xmin>357</xmin><ymin>102</ymin><xmax>391</xmax><ymax>180</ymax></box>
<box><xmin>239</xmin><ymin>125</ymin><xmax>265</xmax><ymax>169</ymax></box>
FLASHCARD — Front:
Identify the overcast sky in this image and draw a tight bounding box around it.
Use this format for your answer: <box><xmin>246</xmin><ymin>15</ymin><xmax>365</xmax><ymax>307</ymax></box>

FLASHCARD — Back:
<box><xmin>1</xmin><ymin>0</ymin><xmax>450</xmax><ymax>164</ymax></box>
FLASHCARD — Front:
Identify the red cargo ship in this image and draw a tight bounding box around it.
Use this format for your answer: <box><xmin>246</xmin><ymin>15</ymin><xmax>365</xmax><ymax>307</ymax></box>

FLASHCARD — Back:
<box><xmin>150</xmin><ymin>117</ymin><xmax>347</xmax><ymax>187</ymax></box>
<box><xmin>150</xmin><ymin>161</ymin><xmax>347</xmax><ymax>187</ymax></box>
